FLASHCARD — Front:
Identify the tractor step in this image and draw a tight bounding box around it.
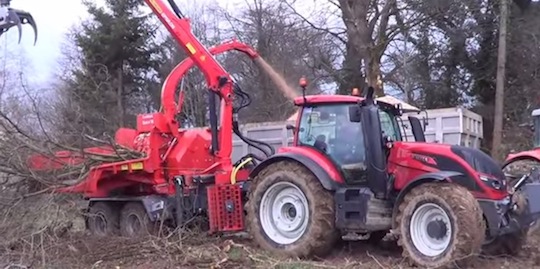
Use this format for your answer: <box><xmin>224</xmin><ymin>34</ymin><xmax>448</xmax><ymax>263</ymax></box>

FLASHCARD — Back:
<box><xmin>334</xmin><ymin>187</ymin><xmax>392</xmax><ymax>232</ymax></box>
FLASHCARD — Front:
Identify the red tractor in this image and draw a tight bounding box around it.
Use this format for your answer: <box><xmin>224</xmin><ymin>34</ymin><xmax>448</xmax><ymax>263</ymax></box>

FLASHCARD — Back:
<box><xmin>18</xmin><ymin>0</ymin><xmax>540</xmax><ymax>268</ymax></box>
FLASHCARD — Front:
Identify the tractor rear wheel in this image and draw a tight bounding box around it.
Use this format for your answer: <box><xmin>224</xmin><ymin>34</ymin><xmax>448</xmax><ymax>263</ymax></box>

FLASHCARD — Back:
<box><xmin>396</xmin><ymin>182</ymin><xmax>485</xmax><ymax>268</ymax></box>
<box><xmin>119</xmin><ymin>202</ymin><xmax>158</xmax><ymax>237</ymax></box>
<box><xmin>246</xmin><ymin>161</ymin><xmax>339</xmax><ymax>258</ymax></box>
<box><xmin>87</xmin><ymin>202</ymin><xmax>119</xmax><ymax>237</ymax></box>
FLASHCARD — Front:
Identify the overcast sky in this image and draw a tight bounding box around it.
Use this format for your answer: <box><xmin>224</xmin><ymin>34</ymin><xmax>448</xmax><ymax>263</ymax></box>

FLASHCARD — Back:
<box><xmin>1</xmin><ymin>0</ymin><xmax>222</xmax><ymax>85</ymax></box>
<box><xmin>0</xmin><ymin>0</ymin><xmax>321</xmax><ymax>86</ymax></box>
<box><xmin>1</xmin><ymin>0</ymin><xmax>89</xmax><ymax>84</ymax></box>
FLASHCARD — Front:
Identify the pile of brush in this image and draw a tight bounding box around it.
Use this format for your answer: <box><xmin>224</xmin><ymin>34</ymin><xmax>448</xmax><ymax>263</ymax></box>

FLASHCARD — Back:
<box><xmin>0</xmin><ymin>133</ymin><xmax>146</xmax><ymax>190</ymax></box>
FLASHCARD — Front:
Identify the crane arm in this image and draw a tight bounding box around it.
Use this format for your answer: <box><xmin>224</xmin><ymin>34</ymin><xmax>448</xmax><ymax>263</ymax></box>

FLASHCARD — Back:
<box><xmin>160</xmin><ymin>39</ymin><xmax>259</xmax><ymax>129</ymax></box>
<box><xmin>145</xmin><ymin>0</ymin><xmax>233</xmax><ymax>93</ymax></box>
<box><xmin>144</xmin><ymin>0</ymin><xmax>261</xmax><ymax>164</ymax></box>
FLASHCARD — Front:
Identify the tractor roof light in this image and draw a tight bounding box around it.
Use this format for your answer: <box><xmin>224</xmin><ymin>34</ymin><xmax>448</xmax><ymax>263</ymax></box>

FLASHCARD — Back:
<box><xmin>299</xmin><ymin>77</ymin><xmax>308</xmax><ymax>88</ymax></box>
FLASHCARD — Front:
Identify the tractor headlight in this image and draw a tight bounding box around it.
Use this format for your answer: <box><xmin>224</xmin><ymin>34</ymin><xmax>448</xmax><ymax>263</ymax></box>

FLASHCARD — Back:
<box><xmin>479</xmin><ymin>174</ymin><xmax>506</xmax><ymax>191</ymax></box>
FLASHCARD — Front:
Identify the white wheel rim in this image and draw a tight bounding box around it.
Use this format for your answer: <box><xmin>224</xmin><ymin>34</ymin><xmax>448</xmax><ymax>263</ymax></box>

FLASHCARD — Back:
<box><xmin>410</xmin><ymin>203</ymin><xmax>452</xmax><ymax>257</ymax></box>
<box><xmin>259</xmin><ymin>181</ymin><xmax>310</xmax><ymax>245</ymax></box>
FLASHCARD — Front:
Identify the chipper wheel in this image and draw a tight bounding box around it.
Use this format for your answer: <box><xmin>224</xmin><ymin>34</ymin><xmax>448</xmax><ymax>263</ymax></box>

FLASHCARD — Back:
<box><xmin>246</xmin><ymin>161</ymin><xmax>340</xmax><ymax>258</ymax></box>
<box><xmin>87</xmin><ymin>202</ymin><xmax>120</xmax><ymax>237</ymax></box>
<box><xmin>119</xmin><ymin>202</ymin><xmax>158</xmax><ymax>237</ymax></box>
<box><xmin>395</xmin><ymin>182</ymin><xmax>485</xmax><ymax>268</ymax></box>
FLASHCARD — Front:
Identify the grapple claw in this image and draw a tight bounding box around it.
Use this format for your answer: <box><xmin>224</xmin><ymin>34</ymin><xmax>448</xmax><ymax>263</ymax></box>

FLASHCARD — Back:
<box><xmin>7</xmin><ymin>9</ymin><xmax>21</xmax><ymax>43</ymax></box>
<box><xmin>14</xmin><ymin>9</ymin><xmax>36</xmax><ymax>45</ymax></box>
<box><xmin>0</xmin><ymin>2</ymin><xmax>37</xmax><ymax>45</ymax></box>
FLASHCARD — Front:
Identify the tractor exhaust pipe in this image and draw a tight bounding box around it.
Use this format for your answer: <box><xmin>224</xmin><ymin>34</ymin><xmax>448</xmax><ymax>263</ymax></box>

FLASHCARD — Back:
<box><xmin>0</xmin><ymin>0</ymin><xmax>38</xmax><ymax>45</ymax></box>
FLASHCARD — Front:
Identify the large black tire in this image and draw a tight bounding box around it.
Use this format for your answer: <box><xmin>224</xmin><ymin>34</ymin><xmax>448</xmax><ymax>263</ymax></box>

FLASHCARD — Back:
<box><xmin>246</xmin><ymin>161</ymin><xmax>339</xmax><ymax>258</ymax></box>
<box><xmin>395</xmin><ymin>183</ymin><xmax>485</xmax><ymax>268</ymax></box>
<box><xmin>87</xmin><ymin>202</ymin><xmax>119</xmax><ymax>237</ymax></box>
<box><xmin>119</xmin><ymin>202</ymin><xmax>158</xmax><ymax>237</ymax></box>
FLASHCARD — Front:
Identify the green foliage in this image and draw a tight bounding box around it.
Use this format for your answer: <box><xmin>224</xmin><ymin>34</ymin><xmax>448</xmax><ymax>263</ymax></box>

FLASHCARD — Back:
<box><xmin>58</xmin><ymin>0</ymin><xmax>159</xmax><ymax>139</ymax></box>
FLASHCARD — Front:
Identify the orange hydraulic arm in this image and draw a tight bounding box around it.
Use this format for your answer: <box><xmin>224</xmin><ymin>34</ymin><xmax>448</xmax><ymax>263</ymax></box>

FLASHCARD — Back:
<box><xmin>161</xmin><ymin>39</ymin><xmax>259</xmax><ymax>127</ymax></box>
<box><xmin>144</xmin><ymin>0</ymin><xmax>255</xmax><ymax>183</ymax></box>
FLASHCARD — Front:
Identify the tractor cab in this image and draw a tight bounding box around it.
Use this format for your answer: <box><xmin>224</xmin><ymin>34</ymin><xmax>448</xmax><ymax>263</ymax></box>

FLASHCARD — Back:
<box><xmin>533</xmin><ymin>108</ymin><xmax>540</xmax><ymax>148</ymax></box>
<box><xmin>291</xmin><ymin>92</ymin><xmax>407</xmax><ymax>195</ymax></box>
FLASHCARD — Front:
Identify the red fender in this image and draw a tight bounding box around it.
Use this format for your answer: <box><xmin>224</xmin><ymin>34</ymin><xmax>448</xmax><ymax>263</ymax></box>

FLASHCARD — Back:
<box><xmin>503</xmin><ymin>148</ymin><xmax>540</xmax><ymax>168</ymax></box>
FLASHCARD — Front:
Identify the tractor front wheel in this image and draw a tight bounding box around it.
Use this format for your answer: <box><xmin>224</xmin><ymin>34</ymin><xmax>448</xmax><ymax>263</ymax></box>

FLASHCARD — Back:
<box><xmin>246</xmin><ymin>161</ymin><xmax>339</xmax><ymax>258</ymax></box>
<box><xmin>396</xmin><ymin>182</ymin><xmax>485</xmax><ymax>268</ymax></box>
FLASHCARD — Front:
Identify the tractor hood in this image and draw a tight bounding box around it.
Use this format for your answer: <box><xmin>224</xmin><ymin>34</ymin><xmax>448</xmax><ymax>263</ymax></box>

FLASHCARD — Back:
<box><xmin>396</xmin><ymin>141</ymin><xmax>506</xmax><ymax>181</ymax></box>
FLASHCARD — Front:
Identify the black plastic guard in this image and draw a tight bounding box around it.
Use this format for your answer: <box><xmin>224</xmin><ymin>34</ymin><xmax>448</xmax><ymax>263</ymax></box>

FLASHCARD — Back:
<box><xmin>521</xmin><ymin>182</ymin><xmax>540</xmax><ymax>223</ymax></box>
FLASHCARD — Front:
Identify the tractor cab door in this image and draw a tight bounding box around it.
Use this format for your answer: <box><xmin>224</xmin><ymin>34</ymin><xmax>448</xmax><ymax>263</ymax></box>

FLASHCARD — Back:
<box><xmin>297</xmin><ymin>104</ymin><xmax>369</xmax><ymax>185</ymax></box>
<box><xmin>408</xmin><ymin>116</ymin><xmax>426</xmax><ymax>142</ymax></box>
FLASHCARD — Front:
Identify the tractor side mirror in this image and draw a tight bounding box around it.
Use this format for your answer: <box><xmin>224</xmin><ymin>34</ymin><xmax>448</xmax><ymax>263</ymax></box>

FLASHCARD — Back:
<box><xmin>286</xmin><ymin>124</ymin><xmax>296</xmax><ymax>134</ymax></box>
<box><xmin>409</xmin><ymin>116</ymin><xmax>426</xmax><ymax>142</ymax></box>
<box><xmin>349</xmin><ymin>105</ymin><xmax>361</xmax><ymax>122</ymax></box>
<box><xmin>419</xmin><ymin>109</ymin><xmax>429</xmax><ymax>130</ymax></box>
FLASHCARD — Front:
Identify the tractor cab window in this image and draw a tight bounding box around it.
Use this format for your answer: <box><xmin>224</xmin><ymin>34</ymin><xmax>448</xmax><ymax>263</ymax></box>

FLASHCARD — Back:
<box><xmin>379</xmin><ymin>110</ymin><xmax>402</xmax><ymax>142</ymax></box>
<box><xmin>298</xmin><ymin>104</ymin><xmax>367</xmax><ymax>183</ymax></box>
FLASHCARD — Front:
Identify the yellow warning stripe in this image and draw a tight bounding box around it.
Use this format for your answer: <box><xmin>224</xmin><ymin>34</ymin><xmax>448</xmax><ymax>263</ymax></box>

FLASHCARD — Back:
<box><xmin>186</xmin><ymin>43</ymin><xmax>197</xmax><ymax>55</ymax></box>
<box><xmin>120</xmin><ymin>162</ymin><xmax>144</xmax><ymax>171</ymax></box>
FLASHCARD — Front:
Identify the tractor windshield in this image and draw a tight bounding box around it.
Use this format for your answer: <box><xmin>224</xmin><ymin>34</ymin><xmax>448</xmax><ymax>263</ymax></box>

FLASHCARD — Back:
<box><xmin>297</xmin><ymin>103</ymin><xmax>402</xmax><ymax>183</ymax></box>
<box><xmin>297</xmin><ymin>104</ymin><xmax>364</xmax><ymax>168</ymax></box>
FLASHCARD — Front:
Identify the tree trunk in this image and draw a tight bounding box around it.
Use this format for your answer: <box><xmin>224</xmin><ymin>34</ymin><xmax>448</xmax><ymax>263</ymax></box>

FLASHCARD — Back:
<box><xmin>339</xmin><ymin>42</ymin><xmax>367</xmax><ymax>95</ymax></box>
<box><xmin>365</xmin><ymin>53</ymin><xmax>385</xmax><ymax>97</ymax></box>
<box><xmin>117</xmin><ymin>65</ymin><xmax>125</xmax><ymax>127</ymax></box>
<box><xmin>492</xmin><ymin>0</ymin><xmax>508</xmax><ymax>160</ymax></box>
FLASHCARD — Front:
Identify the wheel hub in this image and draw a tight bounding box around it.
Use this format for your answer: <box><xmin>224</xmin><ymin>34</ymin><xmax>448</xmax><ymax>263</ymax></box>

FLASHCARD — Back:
<box><xmin>282</xmin><ymin>202</ymin><xmax>297</xmax><ymax>219</ymax></box>
<box><xmin>259</xmin><ymin>181</ymin><xmax>310</xmax><ymax>245</ymax></box>
<box><xmin>427</xmin><ymin>219</ymin><xmax>448</xmax><ymax>240</ymax></box>
<box><xmin>410</xmin><ymin>203</ymin><xmax>452</xmax><ymax>257</ymax></box>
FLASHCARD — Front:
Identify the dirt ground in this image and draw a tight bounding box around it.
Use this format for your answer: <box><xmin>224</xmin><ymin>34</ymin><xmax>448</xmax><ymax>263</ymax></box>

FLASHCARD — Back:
<box><xmin>2</xmin><ymin>195</ymin><xmax>540</xmax><ymax>269</ymax></box>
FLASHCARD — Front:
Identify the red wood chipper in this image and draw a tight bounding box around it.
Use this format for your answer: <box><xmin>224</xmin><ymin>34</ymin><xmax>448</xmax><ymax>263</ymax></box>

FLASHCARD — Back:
<box><xmin>19</xmin><ymin>0</ymin><xmax>540</xmax><ymax>268</ymax></box>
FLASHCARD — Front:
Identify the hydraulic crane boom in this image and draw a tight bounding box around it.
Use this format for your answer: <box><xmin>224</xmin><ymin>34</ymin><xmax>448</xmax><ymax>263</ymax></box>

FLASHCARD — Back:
<box><xmin>160</xmin><ymin>39</ymin><xmax>259</xmax><ymax>128</ymax></box>
<box><xmin>145</xmin><ymin>0</ymin><xmax>235</xmax><ymax>160</ymax></box>
<box><xmin>143</xmin><ymin>0</ymin><xmax>265</xmax><ymax>186</ymax></box>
